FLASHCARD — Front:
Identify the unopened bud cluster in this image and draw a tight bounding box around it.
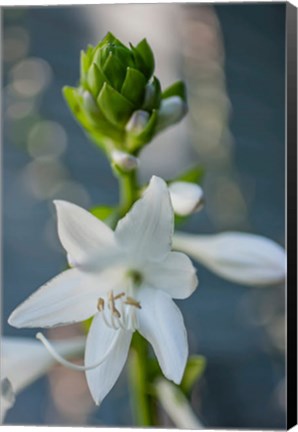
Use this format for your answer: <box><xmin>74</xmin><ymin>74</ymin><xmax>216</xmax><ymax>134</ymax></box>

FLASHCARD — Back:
<box><xmin>63</xmin><ymin>32</ymin><xmax>187</xmax><ymax>156</ymax></box>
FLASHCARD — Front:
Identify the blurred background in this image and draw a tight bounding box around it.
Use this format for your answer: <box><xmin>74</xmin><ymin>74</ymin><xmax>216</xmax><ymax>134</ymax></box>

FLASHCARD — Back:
<box><xmin>2</xmin><ymin>3</ymin><xmax>286</xmax><ymax>428</ymax></box>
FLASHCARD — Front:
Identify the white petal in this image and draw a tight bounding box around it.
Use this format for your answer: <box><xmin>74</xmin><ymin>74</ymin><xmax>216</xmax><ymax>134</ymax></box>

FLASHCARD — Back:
<box><xmin>54</xmin><ymin>200</ymin><xmax>118</xmax><ymax>269</ymax></box>
<box><xmin>169</xmin><ymin>182</ymin><xmax>204</xmax><ymax>216</ymax></box>
<box><xmin>115</xmin><ymin>176</ymin><xmax>174</xmax><ymax>262</ymax></box>
<box><xmin>137</xmin><ymin>286</ymin><xmax>188</xmax><ymax>384</ymax></box>
<box><xmin>85</xmin><ymin>313</ymin><xmax>132</xmax><ymax>405</ymax></box>
<box><xmin>173</xmin><ymin>231</ymin><xmax>286</xmax><ymax>287</ymax></box>
<box><xmin>145</xmin><ymin>251</ymin><xmax>198</xmax><ymax>299</ymax></box>
<box><xmin>1</xmin><ymin>378</ymin><xmax>15</xmax><ymax>423</ymax></box>
<box><xmin>2</xmin><ymin>336</ymin><xmax>85</xmax><ymax>393</ymax></box>
<box><xmin>1</xmin><ymin>336</ymin><xmax>85</xmax><ymax>421</ymax></box>
<box><xmin>8</xmin><ymin>269</ymin><xmax>98</xmax><ymax>328</ymax></box>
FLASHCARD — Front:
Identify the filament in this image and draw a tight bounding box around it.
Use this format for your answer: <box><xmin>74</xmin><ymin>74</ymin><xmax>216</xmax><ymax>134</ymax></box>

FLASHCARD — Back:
<box><xmin>36</xmin><ymin>331</ymin><xmax>119</xmax><ymax>372</ymax></box>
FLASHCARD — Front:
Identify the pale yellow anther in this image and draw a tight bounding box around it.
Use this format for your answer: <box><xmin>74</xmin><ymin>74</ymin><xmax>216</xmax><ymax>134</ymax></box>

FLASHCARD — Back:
<box><xmin>97</xmin><ymin>297</ymin><xmax>105</xmax><ymax>311</ymax></box>
<box><xmin>114</xmin><ymin>292</ymin><xmax>125</xmax><ymax>300</ymax></box>
<box><xmin>124</xmin><ymin>296</ymin><xmax>142</xmax><ymax>309</ymax></box>
<box><xmin>108</xmin><ymin>291</ymin><xmax>121</xmax><ymax>318</ymax></box>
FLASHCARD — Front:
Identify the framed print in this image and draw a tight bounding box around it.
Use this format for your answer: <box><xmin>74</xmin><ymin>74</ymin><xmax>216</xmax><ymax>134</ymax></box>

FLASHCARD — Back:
<box><xmin>1</xmin><ymin>2</ymin><xmax>296</xmax><ymax>429</ymax></box>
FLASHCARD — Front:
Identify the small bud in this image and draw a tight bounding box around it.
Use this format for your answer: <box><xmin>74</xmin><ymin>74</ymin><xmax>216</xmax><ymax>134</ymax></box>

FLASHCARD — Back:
<box><xmin>169</xmin><ymin>182</ymin><xmax>204</xmax><ymax>216</ymax></box>
<box><xmin>156</xmin><ymin>96</ymin><xmax>187</xmax><ymax>132</ymax></box>
<box><xmin>111</xmin><ymin>150</ymin><xmax>139</xmax><ymax>172</ymax></box>
<box><xmin>126</xmin><ymin>110</ymin><xmax>150</xmax><ymax>135</ymax></box>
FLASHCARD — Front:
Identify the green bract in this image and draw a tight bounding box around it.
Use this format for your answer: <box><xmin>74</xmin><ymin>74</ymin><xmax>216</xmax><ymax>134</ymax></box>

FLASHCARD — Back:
<box><xmin>63</xmin><ymin>32</ymin><xmax>187</xmax><ymax>153</ymax></box>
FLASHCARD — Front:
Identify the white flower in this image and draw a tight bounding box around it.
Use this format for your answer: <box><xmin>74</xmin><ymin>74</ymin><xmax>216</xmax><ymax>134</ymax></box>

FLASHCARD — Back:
<box><xmin>9</xmin><ymin>176</ymin><xmax>198</xmax><ymax>406</ymax></box>
<box><xmin>173</xmin><ymin>231</ymin><xmax>286</xmax><ymax>287</ymax></box>
<box><xmin>169</xmin><ymin>182</ymin><xmax>204</xmax><ymax>216</ymax></box>
<box><xmin>1</xmin><ymin>336</ymin><xmax>85</xmax><ymax>422</ymax></box>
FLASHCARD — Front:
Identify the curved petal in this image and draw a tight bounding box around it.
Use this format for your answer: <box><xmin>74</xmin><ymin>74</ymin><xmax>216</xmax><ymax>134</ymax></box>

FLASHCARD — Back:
<box><xmin>137</xmin><ymin>286</ymin><xmax>188</xmax><ymax>384</ymax></box>
<box><xmin>1</xmin><ymin>378</ymin><xmax>15</xmax><ymax>423</ymax></box>
<box><xmin>173</xmin><ymin>231</ymin><xmax>286</xmax><ymax>287</ymax></box>
<box><xmin>145</xmin><ymin>251</ymin><xmax>198</xmax><ymax>299</ymax></box>
<box><xmin>8</xmin><ymin>269</ymin><xmax>98</xmax><ymax>328</ymax></box>
<box><xmin>115</xmin><ymin>176</ymin><xmax>174</xmax><ymax>262</ymax></box>
<box><xmin>54</xmin><ymin>200</ymin><xmax>118</xmax><ymax>270</ymax></box>
<box><xmin>85</xmin><ymin>313</ymin><xmax>132</xmax><ymax>405</ymax></box>
<box><xmin>2</xmin><ymin>336</ymin><xmax>85</xmax><ymax>394</ymax></box>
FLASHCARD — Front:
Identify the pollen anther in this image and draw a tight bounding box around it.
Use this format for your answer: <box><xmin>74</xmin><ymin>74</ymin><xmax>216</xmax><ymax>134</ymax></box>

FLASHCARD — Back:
<box><xmin>108</xmin><ymin>291</ymin><xmax>121</xmax><ymax>318</ymax></box>
<box><xmin>97</xmin><ymin>297</ymin><xmax>105</xmax><ymax>311</ymax></box>
<box><xmin>124</xmin><ymin>296</ymin><xmax>142</xmax><ymax>309</ymax></box>
<box><xmin>114</xmin><ymin>292</ymin><xmax>125</xmax><ymax>300</ymax></box>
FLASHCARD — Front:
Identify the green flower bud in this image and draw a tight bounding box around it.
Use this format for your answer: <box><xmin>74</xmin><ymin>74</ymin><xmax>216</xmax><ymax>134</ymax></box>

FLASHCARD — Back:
<box><xmin>63</xmin><ymin>32</ymin><xmax>188</xmax><ymax>152</ymax></box>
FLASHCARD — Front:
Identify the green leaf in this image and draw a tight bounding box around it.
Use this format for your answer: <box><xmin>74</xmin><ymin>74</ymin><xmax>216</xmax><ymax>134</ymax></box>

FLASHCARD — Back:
<box><xmin>130</xmin><ymin>40</ymin><xmax>154</xmax><ymax>80</ymax></box>
<box><xmin>99</xmin><ymin>32</ymin><xmax>127</xmax><ymax>50</ymax></box>
<box><xmin>176</xmin><ymin>165</ymin><xmax>205</xmax><ymax>185</ymax></box>
<box><xmin>63</xmin><ymin>86</ymin><xmax>93</xmax><ymax>131</ymax></box>
<box><xmin>135</xmin><ymin>38</ymin><xmax>155</xmax><ymax>78</ymax></box>
<box><xmin>63</xmin><ymin>86</ymin><xmax>124</xmax><ymax>148</ymax></box>
<box><xmin>82</xmin><ymin>90</ymin><xmax>119</xmax><ymax>133</ymax></box>
<box><xmin>80</xmin><ymin>50</ymin><xmax>90</xmax><ymax>85</ymax></box>
<box><xmin>180</xmin><ymin>355</ymin><xmax>206</xmax><ymax>395</ymax></box>
<box><xmin>142</xmin><ymin>76</ymin><xmax>161</xmax><ymax>110</ymax></box>
<box><xmin>102</xmin><ymin>52</ymin><xmax>127</xmax><ymax>92</ymax></box>
<box><xmin>121</xmin><ymin>67</ymin><xmax>146</xmax><ymax>106</ymax></box>
<box><xmin>162</xmin><ymin>81</ymin><xmax>187</xmax><ymax>102</ymax></box>
<box><xmin>87</xmin><ymin>63</ymin><xmax>107</xmax><ymax>98</ymax></box>
<box><xmin>97</xmin><ymin>82</ymin><xmax>135</xmax><ymax>127</ymax></box>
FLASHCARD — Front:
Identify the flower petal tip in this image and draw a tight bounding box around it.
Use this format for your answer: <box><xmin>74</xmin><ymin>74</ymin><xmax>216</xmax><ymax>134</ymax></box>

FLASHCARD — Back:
<box><xmin>150</xmin><ymin>175</ymin><xmax>165</xmax><ymax>188</ymax></box>
<box><xmin>7</xmin><ymin>311</ymin><xmax>30</xmax><ymax>329</ymax></box>
<box><xmin>7</xmin><ymin>311</ymin><xmax>20</xmax><ymax>328</ymax></box>
<box><xmin>53</xmin><ymin>199</ymin><xmax>72</xmax><ymax>211</ymax></box>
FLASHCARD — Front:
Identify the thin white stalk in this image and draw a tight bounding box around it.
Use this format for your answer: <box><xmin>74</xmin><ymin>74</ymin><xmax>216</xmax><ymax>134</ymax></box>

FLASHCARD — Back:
<box><xmin>36</xmin><ymin>331</ymin><xmax>118</xmax><ymax>371</ymax></box>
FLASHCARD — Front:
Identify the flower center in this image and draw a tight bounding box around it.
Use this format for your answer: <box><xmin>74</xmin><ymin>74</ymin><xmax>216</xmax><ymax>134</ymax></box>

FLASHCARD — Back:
<box><xmin>126</xmin><ymin>270</ymin><xmax>143</xmax><ymax>286</ymax></box>
<box><xmin>97</xmin><ymin>288</ymin><xmax>141</xmax><ymax>332</ymax></box>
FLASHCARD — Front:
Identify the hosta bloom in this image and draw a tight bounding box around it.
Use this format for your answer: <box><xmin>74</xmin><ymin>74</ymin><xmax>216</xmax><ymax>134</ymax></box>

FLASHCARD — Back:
<box><xmin>1</xmin><ymin>336</ymin><xmax>85</xmax><ymax>422</ymax></box>
<box><xmin>173</xmin><ymin>231</ymin><xmax>286</xmax><ymax>287</ymax></box>
<box><xmin>9</xmin><ymin>176</ymin><xmax>198</xmax><ymax>405</ymax></box>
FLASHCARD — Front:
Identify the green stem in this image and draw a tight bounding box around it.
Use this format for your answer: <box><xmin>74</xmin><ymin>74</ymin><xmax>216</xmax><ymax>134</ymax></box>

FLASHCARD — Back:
<box><xmin>129</xmin><ymin>333</ymin><xmax>153</xmax><ymax>426</ymax></box>
<box><xmin>118</xmin><ymin>170</ymin><xmax>138</xmax><ymax>217</ymax></box>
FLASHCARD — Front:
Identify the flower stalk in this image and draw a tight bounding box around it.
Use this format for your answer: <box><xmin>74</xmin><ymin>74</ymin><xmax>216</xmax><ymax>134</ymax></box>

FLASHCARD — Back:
<box><xmin>129</xmin><ymin>333</ymin><xmax>153</xmax><ymax>426</ymax></box>
<box><xmin>118</xmin><ymin>170</ymin><xmax>138</xmax><ymax>218</ymax></box>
